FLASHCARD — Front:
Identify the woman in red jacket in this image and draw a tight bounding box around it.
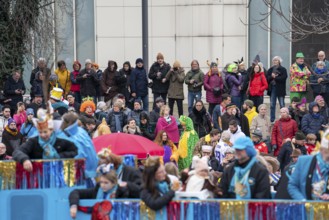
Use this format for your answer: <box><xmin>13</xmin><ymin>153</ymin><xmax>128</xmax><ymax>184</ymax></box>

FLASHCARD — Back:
<box><xmin>271</xmin><ymin>107</ymin><xmax>298</xmax><ymax>156</ymax></box>
<box><xmin>70</xmin><ymin>61</ymin><xmax>82</xmax><ymax>103</ymax></box>
<box><xmin>249</xmin><ymin>64</ymin><xmax>268</xmax><ymax>111</ymax></box>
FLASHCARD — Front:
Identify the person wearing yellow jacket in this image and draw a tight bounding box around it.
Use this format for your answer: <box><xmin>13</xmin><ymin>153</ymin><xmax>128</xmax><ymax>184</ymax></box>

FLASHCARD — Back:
<box><xmin>55</xmin><ymin>60</ymin><xmax>71</xmax><ymax>96</ymax></box>
<box><xmin>243</xmin><ymin>99</ymin><xmax>258</xmax><ymax>128</ymax></box>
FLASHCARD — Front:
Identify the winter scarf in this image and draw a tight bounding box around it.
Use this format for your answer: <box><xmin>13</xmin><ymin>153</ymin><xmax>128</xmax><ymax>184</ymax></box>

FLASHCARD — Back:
<box><xmin>96</xmin><ymin>185</ymin><xmax>118</xmax><ymax>199</ymax></box>
<box><xmin>229</xmin><ymin>156</ymin><xmax>257</xmax><ymax>199</ymax></box>
<box><xmin>38</xmin><ymin>132</ymin><xmax>60</xmax><ymax>159</ymax></box>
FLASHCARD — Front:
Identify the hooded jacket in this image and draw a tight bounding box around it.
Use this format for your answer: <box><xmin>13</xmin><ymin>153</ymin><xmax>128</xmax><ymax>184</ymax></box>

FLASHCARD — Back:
<box><xmin>301</xmin><ymin>102</ymin><xmax>326</xmax><ymax>135</ymax></box>
<box><xmin>101</xmin><ymin>60</ymin><xmax>120</xmax><ymax>102</ymax></box>
<box><xmin>244</xmin><ymin>107</ymin><xmax>258</xmax><ymax>128</ymax></box>
<box><xmin>204</xmin><ymin>71</ymin><xmax>224</xmax><ymax>103</ymax></box>
<box><xmin>55</xmin><ymin>68</ymin><xmax>71</xmax><ymax>95</ymax></box>
<box><xmin>225</xmin><ymin>72</ymin><xmax>243</xmax><ymax>97</ymax></box>
<box><xmin>130</xmin><ymin>65</ymin><xmax>148</xmax><ymax>97</ymax></box>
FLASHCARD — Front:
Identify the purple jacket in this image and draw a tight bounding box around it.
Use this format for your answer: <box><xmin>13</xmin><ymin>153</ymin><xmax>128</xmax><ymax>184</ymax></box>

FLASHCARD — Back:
<box><xmin>204</xmin><ymin>72</ymin><xmax>223</xmax><ymax>104</ymax></box>
<box><xmin>225</xmin><ymin>72</ymin><xmax>243</xmax><ymax>97</ymax></box>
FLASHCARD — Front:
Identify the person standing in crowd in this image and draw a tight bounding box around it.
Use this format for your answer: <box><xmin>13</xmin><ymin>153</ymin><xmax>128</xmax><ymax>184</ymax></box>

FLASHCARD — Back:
<box><xmin>275</xmin><ymin>148</ymin><xmax>302</xmax><ymax>199</ymax></box>
<box><xmin>101</xmin><ymin>60</ymin><xmax>119</xmax><ymax>103</ymax></box>
<box><xmin>0</xmin><ymin>105</ymin><xmax>11</xmax><ymax>142</ymax></box>
<box><xmin>13</xmin><ymin>109</ymin><xmax>78</xmax><ymax>172</ymax></box>
<box><xmin>219</xmin><ymin>137</ymin><xmax>271</xmax><ymax>199</ymax></box>
<box><xmin>154</xmin><ymin>130</ymin><xmax>178</xmax><ymax>164</ymax></box>
<box><xmin>76</xmin><ymin>59</ymin><xmax>99</xmax><ymax>102</ymax></box>
<box><xmin>188</xmin><ymin>100</ymin><xmax>212</xmax><ymax>138</ymax></box>
<box><xmin>288</xmin><ymin>129</ymin><xmax>329</xmax><ymax>200</ymax></box>
<box><xmin>310</xmin><ymin>61</ymin><xmax>329</xmax><ymax>105</ymax></box>
<box><xmin>67</xmin><ymin>92</ymin><xmax>80</xmax><ymax>113</ymax></box>
<box><xmin>278</xmin><ymin>131</ymin><xmax>307</xmax><ymax>171</ymax></box>
<box><xmin>2</xmin><ymin>118</ymin><xmax>23</xmax><ymax>156</ymax></box>
<box><xmin>155</xmin><ymin>105</ymin><xmax>180</xmax><ymax>144</ymax></box>
<box><xmin>107</xmin><ymin>101</ymin><xmax>127</xmax><ymax>133</ymax></box>
<box><xmin>149</xmin><ymin>97</ymin><xmax>164</xmax><ymax>132</ymax></box>
<box><xmin>55</xmin><ymin>60</ymin><xmax>71</xmax><ymax>97</ymax></box>
<box><xmin>250</xmin><ymin>104</ymin><xmax>271</xmax><ymax>149</ymax></box>
<box><xmin>130</xmin><ymin>58</ymin><xmax>149</xmax><ymax>112</ymax></box>
<box><xmin>164</xmin><ymin>60</ymin><xmax>185</xmax><ymax>116</ymax></box>
<box><xmin>212</xmin><ymin>94</ymin><xmax>232</xmax><ymax>131</ymax></box>
<box><xmin>301</xmin><ymin>102</ymin><xmax>327</xmax><ymax>138</ymax></box>
<box><xmin>27</xmin><ymin>94</ymin><xmax>45</xmax><ymax>115</ymax></box>
<box><xmin>267</xmin><ymin>56</ymin><xmax>288</xmax><ymax>123</ymax></box>
<box><xmin>13</xmin><ymin>102</ymin><xmax>27</xmax><ymax>132</ymax></box>
<box><xmin>225</xmin><ymin>63</ymin><xmax>243</xmax><ymax>109</ymax></box>
<box><xmin>271</xmin><ymin>107</ymin><xmax>298</xmax><ymax>156</ymax></box>
<box><xmin>292</xmin><ymin>98</ymin><xmax>308</xmax><ymax>130</ymax></box>
<box><xmin>141</xmin><ymin>156</ymin><xmax>180</xmax><ymax>216</ymax></box>
<box><xmin>0</xmin><ymin>143</ymin><xmax>12</xmax><ymax>160</ymax></box>
<box><xmin>204</xmin><ymin>62</ymin><xmax>224</xmax><ymax>116</ymax></box>
<box><xmin>32</xmin><ymin>71</ymin><xmax>45</xmax><ymax>100</ymax></box>
<box><xmin>92</xmin><ymin>62</ymin><xmax>103</xmax><ymax>103</ymax></box>
<box><xmin>30</xmin><ymin>57</ymin><xmax>51</xmax><ymax>100</ymax></box>
<box><xmin>20</xmin><ymin>108</ymin><xmax>37</xmax><ymax>139</ymax></box>
<box><xmin>315</xmin><ymin>95</ymin><xmax>329</xmax><ymax>123</ymax></box>
<box><xmin>172</xmin><ymin>116</ymin><xmax>199</xmax><ymax>171</ymax></box>
<box><xmin>248</xmin><ymin>64</ymin><xmax>268</xmax><ymax>111</ymax></box>
<box><xmin>243</xmin><ymin>99</ymin><xmax>258</xmax><ymax>128</ymax></box>
<box><xmin>70</xmin><ymin>61</ymin><xmax>82</xmax><ymax>104</ymax></box>
<box><xmin>290</xmin><ymin>52</ymin><xmax>311</xmax><ymax>101</ymax></box>
<box><xmin>148</xmin><ymin>53</ymin><xmax>171</xmax><ymax>108</ymax></box>
<box><xmin>227</xmin><ymin>120</ymin><xmax>246</xmax><ymax>144</ymax></box>
<box><xmin>118</xmin><ymin>61</ymin><xmax>133</xmax><ymax>105</ymax></box>
<box><xmin>4</xmin><ymin>68</ymin><xmax>26</xmax><ymax>116</ymax></box>
<box><xmin>312</xmin><ymin>50</ymin><xmax>329</xmax><ymax>70</ymax></box>
<box><xmin>236</xmin><ymin>58</ymin><xmax>249</xmax><ymax>104</ymax></box>
<box><xmin>193</xmin><ymin>128</ymin><xmax>220</xmax><ymax>157</ymax></box>
<box><xmin>185</xmin><ymin>60</ymin><xmax>204</xmax><ymax>114</ymax></box>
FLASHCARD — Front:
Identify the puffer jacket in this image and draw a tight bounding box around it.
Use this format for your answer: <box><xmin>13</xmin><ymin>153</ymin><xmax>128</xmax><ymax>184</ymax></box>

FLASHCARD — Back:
<box><xmin>271</xmin><ymin>117</ymin><xmax>298</xmax><ymax>156</ymax></box>
<box><xmin>55</xmin><ymin>68</ymin><xmax>71</xmax><ymax>95</ymax></box>
<box><xmin>130</xmin><ymin>66</ymin><xmax>148</xmax><ymax>97</ymax></box>
<box><xmin>204</xmin><ymin>72</ymin><xmax>223</xmax><ymax>104</ymax></box>
<box><xmin>301</xmin><ymin>102</ymin><xmax>326</xmax><ymax>135</ymax></box>
<box><xmin>310</xmin><ymin>69</ymin><xmax>329</xmax><ymax>94</ymax></box>
<box><xmin>148</xmin><ymin>62</ymin><xmax>171</xmax><ymax>93</ymax></box>
<box><xmin>101</xmin><ymin>61</ymin><xmax>120</xmax><ymax>102</ymax></box>
<box><xmin>249</xmin><ymin>72</ymin><xmax>268</xmax><ymax>96</ymax></box>
<box><xmin>225</xmin><ymin>72</ymin><xmax>242</xmax><ymax>97</ymax></box>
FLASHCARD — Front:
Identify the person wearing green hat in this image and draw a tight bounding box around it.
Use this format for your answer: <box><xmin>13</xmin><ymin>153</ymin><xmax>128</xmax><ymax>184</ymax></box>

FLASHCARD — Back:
<box><xmin>289</xmin><ymin>52</ymin><xmax>311</xmax><ymax>101</ymax></box>
<box><xmin>225</xmin><ymin>63</ymin><xmax>243</xmax><ymax>109</ymax></box>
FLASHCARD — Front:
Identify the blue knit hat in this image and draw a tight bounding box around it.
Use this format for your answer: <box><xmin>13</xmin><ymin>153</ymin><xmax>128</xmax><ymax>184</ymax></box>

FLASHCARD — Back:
<box><xmin>8</xmin><ymin>118</ymin><xmax>16</xmax><ymax>125</ymax></box>
<box><xmin>233</xmin><ymin>137</ymin><xmax>257</xmax><ymax>157</ymax></box>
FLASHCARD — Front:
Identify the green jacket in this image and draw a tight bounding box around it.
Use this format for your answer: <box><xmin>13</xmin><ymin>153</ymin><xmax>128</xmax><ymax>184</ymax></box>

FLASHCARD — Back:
<box><xmin>185</xmin><ymin>69</ymin><xmax>204</xmax><ymax>92</ymax></box>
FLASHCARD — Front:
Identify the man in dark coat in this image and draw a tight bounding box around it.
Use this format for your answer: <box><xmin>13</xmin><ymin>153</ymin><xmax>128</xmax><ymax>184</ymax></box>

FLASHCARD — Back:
<box><xmin>275</xmin><ymin>149</ymin><xmax>302</xmax><ymax>199</ymax></box>
<box><xmin>118</xmin><ymin>61</ymin><xmax>133</xmax><ymax>105</ymax></box>
<box><xmin>148</xmin><ymin>53</ymin><xmax>171</xmax><ymax>109</ymax></box>
<box><xmin>30</xmin><ymin>57</ymin><xmax>51</xmax><ymax>100</ymax></box>
<box><xmin>76</xmin><ymin>59</ymin><xmax>99</xmax><ymax>102</ymax></box>
<box><xmin>4</xmin><ymin>68</ymin><xmax>26</xmax><ymax>115</ymax></box>
<box><xmin>277</xmin><ymin>131</ymin><xmax>307</xmax><ymax>171</ymax></box>
<box><xmin>149</xmin><ymin>96</ymin><xmax>164</xmax><ymax>132</ymax></box>
<box><xmin>219</xmin><ymin>137</ymin><xmax>271</xmax><ymax>199</ymax></box>
<box><xmin>266</xmin><ymin>57</ymin><xmax>288</xmax><ymax>123</ymax></box>
<box><xmin>130</xmin><ymin>58</ymin><xmax>149</xmax><ymax>111</ymax></box>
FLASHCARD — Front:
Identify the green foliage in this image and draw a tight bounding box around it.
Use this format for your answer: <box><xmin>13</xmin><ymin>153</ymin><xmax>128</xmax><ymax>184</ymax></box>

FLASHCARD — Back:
<box><xmin>0</xmin><ymin>0</ymin><xmax>40</xmax><ymax>89</ymax></box>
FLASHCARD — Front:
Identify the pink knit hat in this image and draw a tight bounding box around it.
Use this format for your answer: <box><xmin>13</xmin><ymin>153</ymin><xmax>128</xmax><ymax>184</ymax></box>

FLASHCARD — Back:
<box><xmin>315</xmin><ymin>95</ymin><xmax>324</xmax><ymax>102</ymax></box>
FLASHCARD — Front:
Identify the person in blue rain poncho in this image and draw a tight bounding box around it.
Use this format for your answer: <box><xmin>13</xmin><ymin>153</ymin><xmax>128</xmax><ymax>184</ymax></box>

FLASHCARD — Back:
<box><xmin>58</xmin><ymin>112</ymin><xmax>98</xmax><ymax>187</ymax></box>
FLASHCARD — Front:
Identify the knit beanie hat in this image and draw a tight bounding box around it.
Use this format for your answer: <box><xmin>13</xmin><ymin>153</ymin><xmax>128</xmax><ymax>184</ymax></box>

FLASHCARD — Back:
<box><xmin>8</xmin><ymin>118</ymin><xmax>16</xmax><ymax>125</ymax></box>
<box><xmin>244</xmin><ymin>99</ymin><xmax>254</xmax><ymax>108</ymax></box>
<box><xmin>135</xmin><ymin>58</ymin><xmax>143</xmax><ymax>64</ymax></box>
<box><xmin>295</xmin><ymin>131</ymin><xmax>306</xmax><ymax>141</ymax></box>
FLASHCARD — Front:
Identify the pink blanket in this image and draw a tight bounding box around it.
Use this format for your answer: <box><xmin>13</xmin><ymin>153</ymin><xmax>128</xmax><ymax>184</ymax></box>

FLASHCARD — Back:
<box><xmin>155</xmin><ymin>116</ymin><xmax>180</xmax><ymax>143</ymax></box>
